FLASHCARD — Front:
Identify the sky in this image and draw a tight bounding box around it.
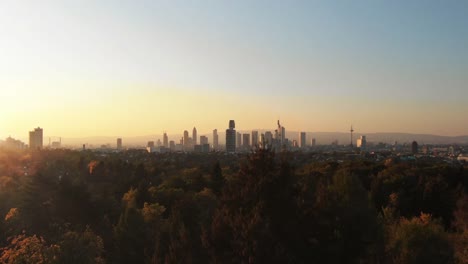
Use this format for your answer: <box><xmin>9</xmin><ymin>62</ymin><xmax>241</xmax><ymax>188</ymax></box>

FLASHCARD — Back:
<box><xmin>0</xmin><ymin>0</ymin><xmax>467</xmax><ymax>140</ymax></box>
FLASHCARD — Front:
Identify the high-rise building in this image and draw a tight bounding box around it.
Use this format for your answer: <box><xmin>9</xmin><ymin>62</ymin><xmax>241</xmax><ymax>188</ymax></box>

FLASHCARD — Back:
<box><xmin>225</xmin><ymin>120</ymin><xmax>236</xmax><ymax>153</ymax></box>
<box><xmin>260</xmin><ymin>133</ymin><xmax>265</xmax><ymax>148</ymax></box>
<box><xmin>147</xmin><ymin>141</ymin><xmax>155</xmax><ymax>148</ymax></box>
<box><xmin>213</xmin><ymin>129</ymin><xmax>219</xmax><ymax>150</ymax></box>
<box><xmin>169</xmin><ymin>140</ymin><xmax>175</xmax><ymax>151</ymax></box>
<box><xmin>277</xmin><ymin>120</ymin><xmax>285</xmax><ymax>145</ymax></box>
<box><xmin>311</xmin><ymin>138</ymin><xmax>316</xmax><ymax>146</ymax></box>
<box><xmin>357</xmin><ymin>135</ymin><xmax>367</xmax><ymax>149</ymax></box>
<box><xmin>292</xmin><ymin>140</ymin><xmax>298</xmax><ymax>147</ymax></box>
<box><xmin>412</xmin><ymin>141</ymin><xmax>418</xmax><ymax>154</ymax></box>
<box><xmin>299</xmin><ymin>132</ymin><xmax>306</xmax><ymax>148</ymax></box>
<box><xmin>251</xmin><ymin>131</ymin><xmax>258</xmax><ymax>147</ymax></box>
<box><xmin>29</xmin><ymin>127</ymin><xmax>43</xmax><ymax>150</ymax></box>
<box><xmin>236</xmin><ymin>132</ymin><xmax>242</xmax><ymax>148</ymax></box>
<box><xmin>265</xmin><ymin>131</ymin><xmax>273</xmax><ymax>146</ymax></box>
<box><xmin>281</xmin><ymin>126</ymin><xmax>286</xmax><ymax>144</ymax></box>
<box><xmin>242</xmin><ymin>134</ymin><xmax>250</xmax><ymax>148</ymax></box>
<box><xmin>193</xmin><ymin>127</ymin><xmax>197</xmax><ymax>145</ymax></box>
<box><xmin>183</xmin><ymin>130</ymin><xmax>189</xmax><ymax>147</ymax></box>
<box><xmin>117</xmin><ymin>138</ymin><xmax>122</xmax><ymax>150</ymax></box>
<box><xmin>163</xmin><ymin>133</ymin><xmax>168</xmax><ymax>148</ymax></box>
<box><xmin>200</xmin><ymin>136</ymin><xmax>208</xmax><ymax>145</ymax></box>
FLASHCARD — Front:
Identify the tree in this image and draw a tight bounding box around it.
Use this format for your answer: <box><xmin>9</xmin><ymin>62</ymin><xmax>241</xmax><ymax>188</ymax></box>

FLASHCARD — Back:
<box><xmin>386</xmin><ymin>213</ymin><xmax>454</xmax><ymax>264</ymax></box>
<box><xmin>210</xmin><ymin>162</ymin><xmax>224</xmax><ymax>195</ymax></box>
<box><xmin>58</xmin><ymin>227</ymin><xmax>105</xmax><ymax>264</ymax></box>
<box><xmin>452</xmin><ymin>194</ymin><xmax>468</xmax><ymax>264</ymax></box>
<box><xmin>113</xmin><ymin>188</ymin><xmax>146</xmax><ymax>264</ymax></box>
<box><xmin>0</xmin><ymin>233</ymin><xmax>60</xmax><ymax>264</ymax></box>
<box><xmin>206</xmin><ymin>149</ymin><xmax>298</xmax><ymax>263</ymax></box>
<box><xmin>303</xmin><ymin>170</ymin><xmax>383</xmax><ymax>263</ymax></box>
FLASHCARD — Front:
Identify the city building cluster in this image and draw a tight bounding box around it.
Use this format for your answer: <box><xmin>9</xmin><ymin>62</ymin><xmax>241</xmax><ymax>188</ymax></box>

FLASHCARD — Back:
<box><xmin>1</xmin><ymin>122</ymin><xmax>467</xmax><ymax>164</ymax></box>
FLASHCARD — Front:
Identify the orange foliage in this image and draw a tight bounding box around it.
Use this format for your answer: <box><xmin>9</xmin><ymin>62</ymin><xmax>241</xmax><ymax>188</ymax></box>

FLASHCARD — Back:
<box><xmin>88</xmin><ymin>160</ymin><xmax>99</xmax><ymax>174</ymax></box>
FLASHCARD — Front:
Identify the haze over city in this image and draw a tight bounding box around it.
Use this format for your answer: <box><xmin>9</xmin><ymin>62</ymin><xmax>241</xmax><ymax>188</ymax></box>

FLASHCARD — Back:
<box><xmin>1</xmin><ymin>1</ymin><xmax>467</xmax><ymax>139</ymax></box>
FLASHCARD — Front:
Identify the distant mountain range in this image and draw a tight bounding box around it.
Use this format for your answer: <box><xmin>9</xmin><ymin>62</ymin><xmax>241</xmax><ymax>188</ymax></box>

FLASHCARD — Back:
<box><xmin>58</xmin><ymin>132</ymin><xmax>468</xmax><ymax>147</ymax></box>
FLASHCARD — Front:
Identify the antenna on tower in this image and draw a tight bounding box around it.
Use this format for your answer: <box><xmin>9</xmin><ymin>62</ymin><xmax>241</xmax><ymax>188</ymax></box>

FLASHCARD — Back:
<box><xmin>350</xmin><ymin>125</ymin><xmax>354</xmax><ymax>148</ymax></box>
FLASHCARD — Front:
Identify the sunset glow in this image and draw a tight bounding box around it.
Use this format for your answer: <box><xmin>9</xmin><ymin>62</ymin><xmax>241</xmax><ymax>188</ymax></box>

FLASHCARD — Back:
<box><xmin>1</xmin><ymin>1</ymin><xmax>467</xmax><ymax>140</ymax></box>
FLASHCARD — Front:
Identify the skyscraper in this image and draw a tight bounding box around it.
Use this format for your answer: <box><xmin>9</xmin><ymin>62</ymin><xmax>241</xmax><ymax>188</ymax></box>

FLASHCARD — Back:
<box><xmin>242</xmin><ymin>134</ymin><xmax>250</xmax><ymax>148</ymax></box>
<box><xmin>163</xmin><ymin>133</ymin><xmax>168</xmax><ymax>148</ymax></box>
<box><xmin>357</xmin><ymin>135</ymin><xmax>367</xmax><ymax>149</ymax></box>
<box><xmin>225</xmin><ymin>120</ymin><xmax>236</xmax><ymax>153</ymax></box>
<box><xmin>200</xmin><ymin>136</ymin><xmax>208</xmax><ymax>145</ymax></box>
<box><xmin>236</xmin><ymin>132</ymin><xmax>242</xmax><ymax>148</ymax></box>
<box><xmin>412</xmin><ymin>141</ymin><xmax>418</xmax><ymax>154</ymax></box>
<box><xmin>281</xmin><ymin>126</ymin><xmax>286</xmax><ymax>144</ymax></box>
<box><xmin>277</xmin><ymin>120</ymin><xmax>285</xmax><ymax>145</ymax></box>
<box><xmin>193</xmin><ymin>127</ymin><xmax>197</xmax><ymax>145</ymax></box>
<box><xmin>265</xmin><ymin>131</ymin><xmax>273</xmax><ymax>146</ymax></box>
<box><xmin>29</xmin><ymin>127</ymin><xmax>43</xmax><ymax>150</ymax></box>
<box><xmin>299</xmin><ymin>132</ymin><xmax>306</xmax><ymax>148</ymax></box>
<box><xmin>183</xmin><ymin>130</ymin><xmax>189</xmax><ymax>147</ymax></box>
<box><xmin>169</xmin><ymin>140</ymin><xmax>175</xmax><ymax>151</ymax></box>
<box><xmin>213</xmin><ymin>129</ymin><xmax>219</xmax><ymax>150</ymax></box>
<box><xmin>117</xmin><ymin>138</ymin><xmax>122</xmax><ymax>150</ymax></box>
<box><xmin>251</xmin><ymin>131</ymin><xmax>258</xmax><ymax>147</ymax></box>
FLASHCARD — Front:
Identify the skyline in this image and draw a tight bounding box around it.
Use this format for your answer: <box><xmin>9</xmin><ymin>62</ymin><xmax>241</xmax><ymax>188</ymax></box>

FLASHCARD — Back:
<box><xmin>4</xmin><ymin>123</ymin><xmax>468</xmax><ymax>148</ymax></box>
<box><xmin>1</xmin><ymin>1</ymin><xmax>468</xmax><ymax>138</ymax></box>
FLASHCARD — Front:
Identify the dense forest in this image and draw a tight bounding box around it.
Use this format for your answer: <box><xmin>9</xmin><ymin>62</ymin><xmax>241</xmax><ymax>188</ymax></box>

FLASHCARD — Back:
<box><xmin>0</xmin><ymin>148</ymin><xmax>467</xmax><ymax>263</ymax></box>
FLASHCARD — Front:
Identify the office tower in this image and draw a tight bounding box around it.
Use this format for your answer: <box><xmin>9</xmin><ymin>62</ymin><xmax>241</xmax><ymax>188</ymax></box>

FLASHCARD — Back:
<box><xmin>29</xmin><ymin>127</ymin><xmax>43</xmax><ymax>150</ymax></box>
<box><xmin>242</xmin><ymin>134</ymin><xmax>250</xmax><ymax>148</ymax></box>
<box><xmin>260</xmin><ymin>133</ymin><xmax>265</xmax><ymax>148</ymax></box>
<box><xmin>157</xmin><ymin>139</ymin><xmax>162</xmax><ymax>147</ymax></box>
<box><xmin>225</xmin><ymin>120</ymin><xmax>236</xmax><ymax>153</ymax></box>
<box><xmin>213</xmin><ymin>129</ymin><xmax>219</xmax><ymax>150</ymax></box>
<box><xmin>311</xmin><ymin>138</ymin><xmax>316</xmax><ymax>146</ymax></box>
<box><xmin>292</xmin><ymin>140</ymin><xmax>298</xmax><ymax>147</ymax></box>
<box><xmin>169</xmin><ymin>140</ymin><xmax>175</xmax><ymax>151</ymax></box>
<box><xmin>117</xmin><ymin>138</ymin><xmax>122</xmax><ymax>150</ymax></box>
<box><xmin>277</xmin><ymin>120</ymin><xmax>285</xmax><ymax>145</ymax></box>
<box><xmin>200</xmin><ymin>136</ymin><xmax>208</xmax><ymax>145</ymax></box>
<box><xmin>299</xmin><ymin>132</ymin><xmax>306</xmax><ymax>148</ymax></box>
<box><xmin>251</xmin><ymin>131</ymin><xmax>258</xmax><ymax>147</ymax></box>
<box><xmin>193</xmin><ymin>127</ymin><xmax>197</xmax><ymax>145</ymax></box>
<box><xmin>281</xmin><ymin>126</ymin><xmax>286</xmax><ymax>144</ymax></box>
<box><xmin>356</xmin><ymin>135</ymin><xmax>367</xmax><ymax>149</ymax></box>
<box><xmin>236</xmin><ymin>132</ymin><xmax>242</xmax><ymax>148</ymax></box>
<box><xmin>412</xmin><ymin>141</ymin><xmax>418</xmax><ymax>154</ymax></box>
<box><xmin>147</xmin><ymin>141</ymin><xmax>155</xmax><ymax>148</ymax></box>
<box><xmin>163</xmin><ymin>133</ymin><xmax>168</xmax><ymax>148</ymax></box>
<box><xmin>183</xmin><ymin>130</ymin><xmax>189</xmax><ymax>147</ymax></box>
<box><xmin>265</xmin><ymin>131</ymin><xmax>273</xmax><ymax>146</ymax></box>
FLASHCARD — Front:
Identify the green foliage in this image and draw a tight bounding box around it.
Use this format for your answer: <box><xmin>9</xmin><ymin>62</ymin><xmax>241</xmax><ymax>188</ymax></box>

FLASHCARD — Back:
<box><xmin>207</xmin><ymin>149</ymin><xmax>299</xmax><ymax>263</ymax></box>
<box><xmin>0</xmin><ymin>149</ymin><xmax>466</xmax><ymax>263</ymax></box>
<box><xmin>113</xmin><ymin>188</ymin><xmax>146</xmax><ymax>264</ymax></box>
<box><xmin>210</xmin><ymin>161</ymin><xmax>224</xmax><ymax>195</ymax></box>
<box><xmin>57</xmin><ymin>227</ymin><xmax>105</xmax><ymax>264</ymax></box>
<box><xmin>452</xmin><ymin>195</ymin><xmax>468</xmax><ymax>264</ymax></box>
<box><xmin>386</xmin><ymin>213</ymin><xmax>454</xmax><ymax>264</ymax></box>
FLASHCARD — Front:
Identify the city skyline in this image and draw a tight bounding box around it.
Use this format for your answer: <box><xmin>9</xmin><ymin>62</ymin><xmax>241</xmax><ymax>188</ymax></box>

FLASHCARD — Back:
<box><xmin>1</xmin><ymin>1</ymin><xmax>467</xmax><ymax>138</ymax></box>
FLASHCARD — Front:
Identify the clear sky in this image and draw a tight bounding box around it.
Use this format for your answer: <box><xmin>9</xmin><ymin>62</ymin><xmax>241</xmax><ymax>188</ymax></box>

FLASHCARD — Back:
<box><xmin>1</xmin><ymin>0</ymin><xmax>467</xmax><ymax>139</ymax></box>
